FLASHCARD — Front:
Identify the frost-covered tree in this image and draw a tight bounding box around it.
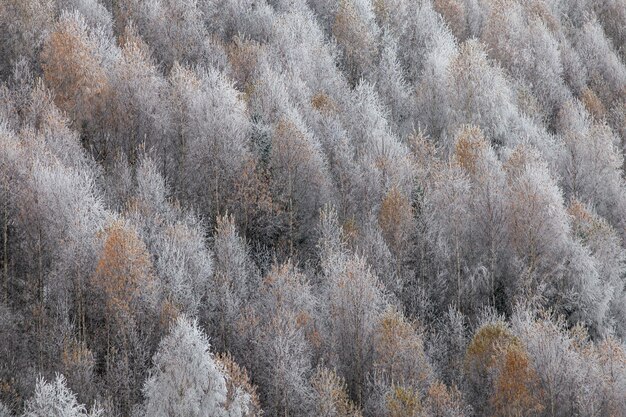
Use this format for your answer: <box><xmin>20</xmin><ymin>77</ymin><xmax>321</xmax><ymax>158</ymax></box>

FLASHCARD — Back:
<box><xmin>142</xmin><ymin>315</ymin><xmax>233</xmax><ymax>417</ymax></box>
<box><xmin>375</xmin><ymin>32</ymin><xmax>415</xmax><ymax>138</ymax></box>
<box><xmin>105</xmin><ymin>26</ymin><xmax>170</xmax><ymax>165</ymax></box>
<box><xmin>311</xmin><ymin>367</ymin><xmax>362</xmax><ymax>417</ymax></box>
<box><xmin>569</xmin><ymin>200</ymin><xmax>626</xmax><ymax>337</ymax></box>
<box><xmin>504</xmin><ymin>145</ymin><xmax>605</xmax><ymax>328</ymax></box>
<box><xmin>511</xmin><ymin>308</ymin><xmax>626</xmax><ymax>417</ymax></box>
<box><xmin>115</xmin><ymin>0</ymin><xmax>210</xmax><ymax>68</ymax></box>
<box><xmin>56</xmin><ymin>0</ymin><xmax>113</xmax><ymax>34</ymax></box>
<box><xmin>23</xmin><ymin>374</ymin><xmax>102</xmax><ymax>417</ymax></box>
<box><xmin>127</xmin><ymin>157</ymin><xmax>213</xmax><ymax>317</ymax></box>
<box><xmin>332</xmin><ymin>0</ymin><xmax>379</xmax><ymax>85</ymax></box>
<box><xmin>415</xmin><ymin>28</ymin><xmax>457</xmax><ymax>139</ymax></box>
<box><xmin>481</xmin><ymin>0</ymin><xmax>570</xmax><ymax>119</ymax></box>
<box><xmin>245</xmin><ymin>261</ymin><xmax>318</xmax><ymax>416</ymax></box>
<box><xmin>168</xmin><ymin>64</ymin><xmax>251</xmax><ymax>220</ymax></box>
<box><xmin>0</xmin><ymin>0</ymin><xmax>55</xmax><ymax>79</ymax></box>
<box><xmin>423</xmin><ymin>161</ymin><xmax>473</xmax><ymax>311</ymax></box>
<box><xmin>574</xmin><ymin>17</ymin><xmax>626</xmax><ymax>107</ymax></box>
<box><xmin>556</xmin><ymin>99</ymin><xmax>626</xmax><ymax>239</ymax></box>
<box><xmin>319</xmin><ymin>207</ymin><xmax>388</xmax><ymax>403</ymax></box>
<box><xmin>451</xmin><ymin>126</ymin><xmax>508</xmax><ymax>311</ymax></box>
<box><xmin>446</xmin><ymin>39</ymin><xmax>518</xmax><ymax>148</ymax></box>
<box><xmin>269</xmin><ymin>116</ymin><xmax>333</xmax><ymax>255</ymax></box>
<box><xmin>210</xmin><ymin>214</ymin><xmax>259</xmax><ymax>352</ymax></box>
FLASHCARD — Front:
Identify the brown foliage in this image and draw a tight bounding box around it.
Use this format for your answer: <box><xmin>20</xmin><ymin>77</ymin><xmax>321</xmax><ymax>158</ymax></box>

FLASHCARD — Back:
<box><xmin>92</xmin><ymin>220</ymin><xmax>155</xmax><ymax>327</ymax></box>
<box><xmin>568</xmin><ymin>199</ymin><xmax>614</xmax><ymax>245</ymax></box>
<box><xmin>466</xmin><ymin>322</ymin><xmax>544</xmax><ymax>417</ymax></box>
<box><xmin>41</xmin><ymin>17</ymin><xmax>109</xmax><ymax>129</ymax></box>
<box><xmin>580</xmin><ymin>87</ymin><xmax>607</xmax><ymax>121</ymax></box>
<box><xmin>379</xmin><ymin>186</ymin><xmax>414</xmax><ymax>258</ymax></box>
<box><xmin>433</xmin><ymin>0</ymin><xmax>467</xmax><ymax>40</ymax></box>
<box><xmin>491</xmin><ymin>345</ymin><xmax>544</xmax><ymax>417</ymax></box>
<box><xmin>333</xmin><ymin>0</ymin><xmax>377</xmax><ymax>83</ymax></box>
<box><xmin>465</xmin><ymin>321</ymin><xmax>520</xmax><ymax>374</ymax></box>
<box><xmin>232</xmin><ymin>157</ymin><xmax>281</xmax><ymax>243</ymax></box>
<box><xmin>311</xmin><ymin>92</ymin><xmax>339</xmax><ymax>115</ymax></box>
<box><xmin>217</xmin><ymin>352</ymin><xmax>263</xmax><ymax>417</ymax></box>
<box><xmin>227</xmin><ymin>36</ymin><xmax>263</xmax><ymax>90</ymax></box>
<box><xmin>454</xmin><ymin>125</ymin><xmax>488</xmax><ymax>176</ymax></box>
<box><xmin>424</xmin><ymin>381</ymin><xmax>467</xmax><ymax>417</ymax></box>
<box><xmin>311</xmin><ymin>367</ymin><xmax>362</xmax><ymax>417</ymax></box>
<box><xmin>60</xmin><ymin>338</ymin><xmax>96</xmax><ymax>400</ymax></box>
<box><xmin>386</xmin><ymin>385</ymin><xmax>422</xmax><ymax>417</ymax></box>
<box><xmin>374</xmin><ymin>309</ymin><xmax>432</xmax><ymax>387</ymax></box>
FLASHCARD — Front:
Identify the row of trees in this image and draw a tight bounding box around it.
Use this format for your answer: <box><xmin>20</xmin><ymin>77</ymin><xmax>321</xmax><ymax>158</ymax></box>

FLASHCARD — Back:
<box><xmin>1</xmin><ymin>0</ymin><xmax>625</xmax><ymax>415</ymax></box>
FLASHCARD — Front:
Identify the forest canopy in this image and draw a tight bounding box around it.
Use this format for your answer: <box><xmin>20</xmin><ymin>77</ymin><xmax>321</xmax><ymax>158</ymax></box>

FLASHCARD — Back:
<box><xmin>1</xmin><ymin>0</ymin><xmax>626</xmax><ymax>416</ymax></box>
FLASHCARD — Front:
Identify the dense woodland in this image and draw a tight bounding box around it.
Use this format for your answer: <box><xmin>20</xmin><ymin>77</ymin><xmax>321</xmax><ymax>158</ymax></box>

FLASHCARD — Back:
<box><xmin>0</xmin><ymin>0</ymin><xmax>626</xmax><ymax>415</ymax></box>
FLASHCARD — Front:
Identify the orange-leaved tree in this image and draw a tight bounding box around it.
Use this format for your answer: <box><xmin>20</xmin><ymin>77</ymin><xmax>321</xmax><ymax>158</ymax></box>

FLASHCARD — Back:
<box><xmin>90</xmin><ymin>219</ymin><xmax>157</xmax><ymax>413</ymax></box>
<box><xmin>465</xmin><ymin>321</ymin><xmax>544</xmax><ymax>417</ymax></box>
<box><xmin>41</xmin><ymin>12</ymin><xmax>110</xmax><ymax>136</ymax></box>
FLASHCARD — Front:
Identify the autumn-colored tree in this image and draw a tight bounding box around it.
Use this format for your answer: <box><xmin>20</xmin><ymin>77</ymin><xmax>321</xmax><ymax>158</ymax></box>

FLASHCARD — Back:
<box><xmin>491</xmin><ymin>344</ymin><xmax>544</xmax><ymax>417</ymax></box>
<box><xmin>89</xmin><ymin>220</ymin><xmax>157</xmax><ymax>413</ymax></box>
<box><xmin>373</xmin><ymin>309</ymin><xmax>432</xmax><ymax>388</ymax></box>
<box><xmin>433</xmin><ymin>0</ymin><xmax>467</xmax><ymax>40</ymax></box>
<box><xmin>464</xmin><ymin>321</ymin><xmax>520</xmax><ymax>415</ymax></box>
<box><xmin>231</xmin><ymin>157</ymin><xmax>283</xmax><ymax>246</ymax></box>
<box><xmin>270</xmin><ymin>117</ymin><xmax>332</xmax><ymax>256</ymax></box>
<box><xmin>41</xmin><ymin>12</ymin><xmax>111</xmax><ymax>135</ymax></box>
<box><xmin>92</xmin><ymin>220</ymin><xmax>155</xmax><ymax>330</ymax></box>
<box><xmin>580</xmin><ymin>87</ymin><xmax>607</xmax><ymax>121</ymax></box>
<box><xmin>378</xmin><ymin>186</ymin><xmax>415</xmax><ymax>266</ymax></box>
<box><xmin>311</xmin><ymin>367</ymin><xmax>362</xmax><ymax>417</ymax></box>
<box><xmin>385</xmin><ymin>385</ymin><xmax>422</xmax><ymax>417</ymax></box>
<box><xmin>423</xmin><ymin>381</ymin><xmax>469</xmax><ymax>417</ymax></box>
<box><xmin>332</xmin><ymin>0</ymin><xmax>378</xmax><ymax>84</ymax></box>
<box><xmin>216</xmin><ymin>353</ymin><xmax>263</xmax><ymax>417</ymax></box>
